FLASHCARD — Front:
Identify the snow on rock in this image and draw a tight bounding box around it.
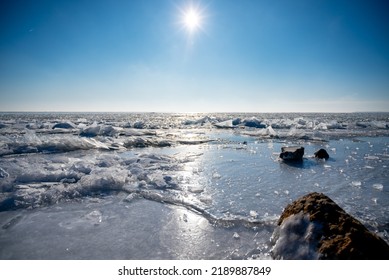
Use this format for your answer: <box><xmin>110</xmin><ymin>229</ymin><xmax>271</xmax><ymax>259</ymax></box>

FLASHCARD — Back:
<box><xmin>271</xmin><ymin>212</ymin><xmax>322</xmax><ymax>260</ymax></box>
<box><xmin>271</xmin><ymin>192</ymin><xmax>389</xmax><ymax>259</ymax></box>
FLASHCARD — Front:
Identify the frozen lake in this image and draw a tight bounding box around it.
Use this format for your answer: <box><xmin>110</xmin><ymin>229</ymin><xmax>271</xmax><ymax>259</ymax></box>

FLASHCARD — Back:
<box><xmin>0</xmin><ymin>112</ymin><xmax>388</xmax><ymax>259</ymax></box>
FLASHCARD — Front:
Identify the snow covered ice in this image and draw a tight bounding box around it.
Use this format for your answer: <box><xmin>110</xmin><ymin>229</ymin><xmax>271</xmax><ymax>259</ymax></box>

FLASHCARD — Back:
<box><xmin>0</xmin><ymin>112</ymin><xmax>389</xmax><ymax>259</ymax></box>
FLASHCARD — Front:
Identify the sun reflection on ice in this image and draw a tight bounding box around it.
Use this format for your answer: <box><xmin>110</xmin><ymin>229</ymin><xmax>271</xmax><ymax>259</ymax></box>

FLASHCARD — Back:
<box><xmin>161</xmin><ymin>207</ymin><xmax>214</xmax><ymax>259</ymax></box>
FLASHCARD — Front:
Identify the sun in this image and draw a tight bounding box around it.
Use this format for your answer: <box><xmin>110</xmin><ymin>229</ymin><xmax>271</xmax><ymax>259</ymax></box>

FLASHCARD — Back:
<box><xmin>181</xmin><ymin>7</ymin><xmax>202</xmax><ymax>33</ymax></box>
<box><xmin>184</xmin><ymin>8</ymin><xmax>201</xmax><ymax>31</ymax></box>
<box><xmin>177</xmin><ymin>3</ymin><xmax>207</xmax><ymax>40</ymax></box>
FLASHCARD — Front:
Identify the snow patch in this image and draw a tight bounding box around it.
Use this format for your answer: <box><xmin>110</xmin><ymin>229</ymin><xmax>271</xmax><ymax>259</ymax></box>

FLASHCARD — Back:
<box><xmin>271</xmin><ymin>213</ymin><xmax>322</xmax><ymax>260</ymax></box>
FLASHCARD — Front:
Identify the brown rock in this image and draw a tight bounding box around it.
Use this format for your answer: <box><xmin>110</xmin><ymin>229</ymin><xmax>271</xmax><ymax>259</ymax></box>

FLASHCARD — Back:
<box><xmin>276</xmin><ymin>192</ymin><xmax>389</xmax><ymax>259</ymax></box>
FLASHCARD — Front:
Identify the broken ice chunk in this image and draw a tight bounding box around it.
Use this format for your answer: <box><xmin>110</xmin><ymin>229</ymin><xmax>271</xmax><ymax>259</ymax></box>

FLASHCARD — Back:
<box><xmin>351</xmin><ymin>181</ymin><xmax>362</xmax><ymax>187</ymax></box>
<box><xmin>250</xmin><ymin>210</ymin><xmax>258</xmax><ymax>218</ymax></box>
<box><xmin>372</xmin><ymin>184</ymin><xmax>384</xmax><ymax>191</ymax></box>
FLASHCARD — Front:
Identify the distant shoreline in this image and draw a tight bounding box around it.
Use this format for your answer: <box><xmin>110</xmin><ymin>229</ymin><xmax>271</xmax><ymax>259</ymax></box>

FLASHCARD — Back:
<box><xmin>1</xmin><ymin>111</ymin><xmax>389</xmax><ymax>114</ymax></box>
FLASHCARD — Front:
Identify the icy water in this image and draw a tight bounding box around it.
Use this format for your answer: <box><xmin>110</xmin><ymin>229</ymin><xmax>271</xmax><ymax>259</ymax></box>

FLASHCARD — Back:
<box><xmin>0</xmin><ymin>112</ymin><xmax>388</xmax><ymax>259</ymax></box>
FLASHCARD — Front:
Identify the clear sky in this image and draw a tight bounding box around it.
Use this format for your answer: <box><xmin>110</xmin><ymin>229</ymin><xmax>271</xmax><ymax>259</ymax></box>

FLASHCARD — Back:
<box><xmin>1</xmin><ymin>0</ymin><xmax>388</xmax><ymax>112</ymax></box>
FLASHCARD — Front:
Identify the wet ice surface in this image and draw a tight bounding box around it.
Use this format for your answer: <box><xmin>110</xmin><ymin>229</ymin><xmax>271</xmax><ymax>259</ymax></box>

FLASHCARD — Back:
<box><xmin>0</xmin><ymin>112</ymin><xmax>388</xmax><ymax>259</ymax></box>
<box><xmin>0</xmin><ymin>197</ymin><xmax>273</xmax><ymax>260</ymax></box>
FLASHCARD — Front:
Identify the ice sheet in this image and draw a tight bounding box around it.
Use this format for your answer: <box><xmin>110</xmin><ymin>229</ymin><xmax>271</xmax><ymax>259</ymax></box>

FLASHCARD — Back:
<box><xmin>1</xmin><ymin>112</ymin><xmax>388</xmax><ymax>259</ymax></box>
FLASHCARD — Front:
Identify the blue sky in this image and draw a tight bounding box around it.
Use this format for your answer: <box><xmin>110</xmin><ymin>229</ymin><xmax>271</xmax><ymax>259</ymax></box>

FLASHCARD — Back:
<box><xmin>1</xmin><ymin>0</ymin><xmax>388</xmax><ymax>112</ymax></box>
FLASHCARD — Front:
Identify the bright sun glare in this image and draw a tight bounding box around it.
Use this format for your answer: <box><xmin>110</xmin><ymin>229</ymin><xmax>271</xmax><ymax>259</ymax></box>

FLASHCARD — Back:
<box><xmin>182</xmin><ymin>7</ymin><xmax>202</xmax><ymax>32</ymax></box>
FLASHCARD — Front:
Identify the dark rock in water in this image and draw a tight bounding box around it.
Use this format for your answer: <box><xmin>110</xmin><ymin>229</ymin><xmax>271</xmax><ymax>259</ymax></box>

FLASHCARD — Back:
<box><xmin>314</xmin><ymin>148</ymin><xmax>329</xmax><ymax>159</ymax></box>
<box><xmin>52</xmin><ymin>122</ymin><xmax>74</xmax><ymax>129</ymax></box>
<box><xmin>273</xmin><ymin>192</ymin><xmax>389</xmax><ymax>260</ymax></box>
<box><xmin>280</xmin><ymin>146</ymin><xmax>304</xmax><ymax>161</ymax></box>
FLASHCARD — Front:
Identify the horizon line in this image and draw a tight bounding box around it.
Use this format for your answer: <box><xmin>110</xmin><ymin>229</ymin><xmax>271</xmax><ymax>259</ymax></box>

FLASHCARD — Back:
<box><xmin>1</xmin><ymin>110</ymin><xmax>389</xmax><ymax>114</ymax></box>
